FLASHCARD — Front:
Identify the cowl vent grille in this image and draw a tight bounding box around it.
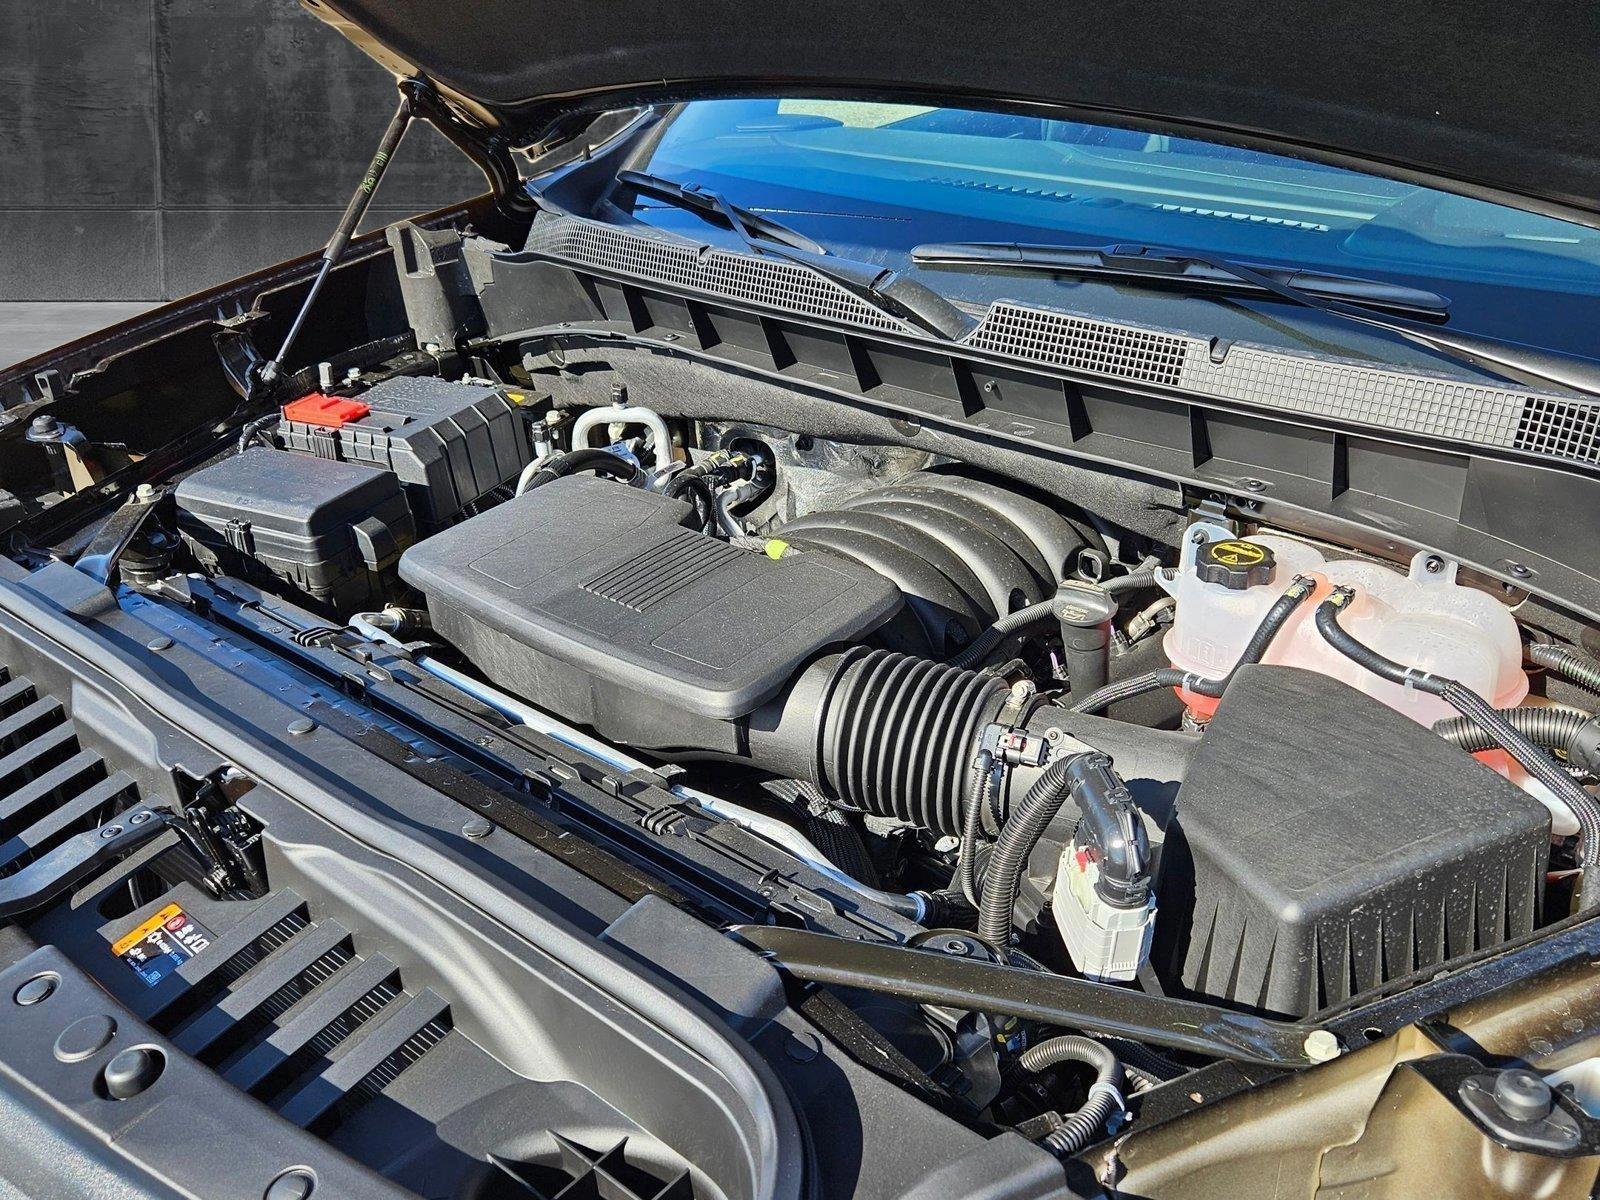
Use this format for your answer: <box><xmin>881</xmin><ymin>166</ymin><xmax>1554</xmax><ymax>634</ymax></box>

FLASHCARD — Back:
<box><xmin>522</xmin><ymin>213</ymin><xmax>1600</xmax><ymax>472</ymax></box>
<box><xmin>0</xmin><ymin>666</ymin><xmax>136</xmax><ymax>879</ymax></box>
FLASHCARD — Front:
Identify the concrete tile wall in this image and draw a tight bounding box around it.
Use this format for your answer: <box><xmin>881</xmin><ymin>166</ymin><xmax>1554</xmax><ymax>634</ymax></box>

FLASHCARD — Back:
<box><xmin>0</xmin><ymin>0</ymin><xmax>483</xmax><ymax>301</ymax></box>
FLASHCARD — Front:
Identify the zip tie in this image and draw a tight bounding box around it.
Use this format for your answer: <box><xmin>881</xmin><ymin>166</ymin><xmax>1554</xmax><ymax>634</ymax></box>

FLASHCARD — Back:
<box><xmin>1086</xmin><ymin>1080</ymin><xmax>1130</xmax><ymax>1121</ymax></box>
<box><xmin>1401</xmin><ymin>666</ymin><xmax>1434</xmax><ymax>693</ymax></box>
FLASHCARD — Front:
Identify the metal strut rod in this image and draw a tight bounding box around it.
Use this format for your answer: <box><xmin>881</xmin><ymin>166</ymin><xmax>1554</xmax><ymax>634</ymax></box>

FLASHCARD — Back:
<box><xmin>254</xmin><ymin>91</ymin><xmax>414</xmax><ymax>392</ymax></box>
<box><xmin>731</xmin><ymin>924</ymin><xmax>1327</xmax><ymax>1069</ymax></box>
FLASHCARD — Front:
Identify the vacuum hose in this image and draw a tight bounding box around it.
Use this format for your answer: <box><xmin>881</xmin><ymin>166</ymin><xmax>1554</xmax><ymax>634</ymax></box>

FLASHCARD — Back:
<box><xmin>1018</xmin><ymin>1036</ymin><xmax>1126</xmax><ymax>1156</ymax></box>
<box><xmin>1528</xmin><ymin>643</ymin><xmax>1600</xmax><ymax>696</ymax></box>
<box><xmin>1317</xmin><ymin>587</ymin><xmax>1600</xmax><ymax>910</ymax></box>
<box><xmin>518</xmin><ymin>447</ymin><xmax>640</xmax><ymax>494</ymax></box>
<box><xmin>1433</xmin><ymin>705</ymin><xmax>1600</xmax><ymax>776</ymax></box>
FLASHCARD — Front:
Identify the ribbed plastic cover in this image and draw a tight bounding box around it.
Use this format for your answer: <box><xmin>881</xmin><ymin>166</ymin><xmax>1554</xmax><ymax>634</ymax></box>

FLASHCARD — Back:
<box><xmin>1164</xmin><ymin>665</ymin><xmax>1549</xmax><ymax>1018</ymax></box>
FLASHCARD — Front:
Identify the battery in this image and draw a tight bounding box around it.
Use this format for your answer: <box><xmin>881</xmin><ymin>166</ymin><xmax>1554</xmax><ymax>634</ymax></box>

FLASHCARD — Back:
<box><xmin>277</xmin><ymin>376</ymin><xmax>534</xmax><ymax>527</ymax></box>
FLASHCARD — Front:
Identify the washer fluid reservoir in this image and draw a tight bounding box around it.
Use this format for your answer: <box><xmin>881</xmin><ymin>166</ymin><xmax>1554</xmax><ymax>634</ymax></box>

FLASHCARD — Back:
<box><xmin>1160</xmin><ymin>524</ymin><xmax>1527</xmax><ymax>727</ymax></box>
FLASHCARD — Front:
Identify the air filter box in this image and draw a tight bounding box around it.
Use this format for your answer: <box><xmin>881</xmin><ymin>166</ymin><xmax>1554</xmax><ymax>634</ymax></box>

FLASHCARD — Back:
<box><xmin>1159</xmin><ymin>664</ymin><xmax>1549</xmax><ymax>1018</ymax></box>
<box><xmin>278</xmin><ymin>376</ymin><xmax>533</xmax><ymax>527</ymax></box>
<box><xmin>399</xmin><ymin>474</ymin><xmax>901</xmax><ymax>734</ymax></box>
<box><xmin>174</xmin><ymin>449</ymin><xmax>414</xmax><ymax>612</ymax></box>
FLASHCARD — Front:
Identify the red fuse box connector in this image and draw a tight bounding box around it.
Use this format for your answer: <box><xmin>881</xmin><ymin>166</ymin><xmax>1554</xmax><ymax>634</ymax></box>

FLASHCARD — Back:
<box><xmin>281</xmin><ymin>393</ymin><xmax>371</xmax><ymax>429</ymax></box>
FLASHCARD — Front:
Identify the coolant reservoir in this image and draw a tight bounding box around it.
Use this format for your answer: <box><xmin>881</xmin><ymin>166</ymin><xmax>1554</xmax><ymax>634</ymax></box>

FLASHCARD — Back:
<box><xmin>1160</xmin><ymin>523</ymin><xmax>1527</xmax><ymax>727</ymax></box>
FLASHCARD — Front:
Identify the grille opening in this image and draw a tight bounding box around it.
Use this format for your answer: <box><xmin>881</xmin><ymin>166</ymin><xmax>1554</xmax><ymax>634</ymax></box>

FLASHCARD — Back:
<box><xmin>967</xmin><ymin>302</ymin><xmax>1189</xmax><ymax>387</ymax></box>
<box><xmin>97</xmin><ymin>868</ymin><xmax>178</xmax><ymax>921</ymax></box>
<box><xmin>465</xmin><ymin>1135</ymin><xmax>702</xmax><ymax>1200</ymax></box>
<box><xmin>244</xmin><ymin>972</ymin><xmax>402</xmax><ymax>1102</ymax></box>
<box><xmin>1515</xmin><ymin>395</ymin><xmax>1600</xmax><ymax>465</ymax></box>
<box><xmin>188</xmin><ymin>941</ymin><xmax>355</xmax><ymax>1068</ymax></box>
<box><xmin>308</xmin><ymin>1012</ymin><xmax>453</xmax><ymax>1136</ymax></box>
<box><xmin>147</xmin><ymin>908</ymin><xmax>311</xmax><ymax>1034</ymax></box>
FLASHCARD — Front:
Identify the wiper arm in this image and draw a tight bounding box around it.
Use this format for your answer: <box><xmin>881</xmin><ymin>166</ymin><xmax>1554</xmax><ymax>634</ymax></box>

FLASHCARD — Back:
<box><xmin>914</xmin><ymin>241</ymin><xmax>1600</xmax><ymax>399</ymax></box>
<box><xmin>614</xmin><ymin>170</ymin><xmax>974</xmax><ymax>341</ymax></box>
<box><xmin>913</xmin><ymin>240</ymin><xmax>1451</xmax><ymax>320</ymax></box>
<box><xmin>617</xmin><ymin>168</ymin><xmax>829</xmax><ymax>255</ymax></box>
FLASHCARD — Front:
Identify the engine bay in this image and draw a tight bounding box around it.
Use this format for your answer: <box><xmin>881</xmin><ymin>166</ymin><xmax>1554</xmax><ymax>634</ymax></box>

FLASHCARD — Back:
<box><xmin>4</xmin><ymin>213</ymin><xmax>1600</xmax><ymax>1193</ymax></box>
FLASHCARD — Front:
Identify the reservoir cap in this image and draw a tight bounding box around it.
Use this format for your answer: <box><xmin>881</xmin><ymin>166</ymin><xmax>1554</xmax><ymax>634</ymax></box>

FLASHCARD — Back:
<box><xmin>1196</xmin><ymin>539</ymin><xmax>1275</xmax><ymax>590</ymax></box>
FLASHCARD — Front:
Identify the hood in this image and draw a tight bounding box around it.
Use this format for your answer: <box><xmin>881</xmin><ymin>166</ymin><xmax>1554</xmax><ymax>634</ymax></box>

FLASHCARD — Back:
<box><xmin>306</xmin><ymin>0</ymin><xmax>1600</xmax><ymax>226</ymax></box>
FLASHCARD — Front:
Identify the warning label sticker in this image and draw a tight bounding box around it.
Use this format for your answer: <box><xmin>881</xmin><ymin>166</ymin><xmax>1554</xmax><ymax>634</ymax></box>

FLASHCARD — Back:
<box><xmin>111</xmin><ymin>902</ymin><xmax>215</xmax><ymax>988</ymax></box>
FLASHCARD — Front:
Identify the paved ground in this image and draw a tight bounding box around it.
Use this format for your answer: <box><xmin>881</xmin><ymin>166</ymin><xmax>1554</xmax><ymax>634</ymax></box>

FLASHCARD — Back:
<box><xmin>0</xmin><ymin>303</ymin><xmax>161</xmax><ymax>373</ymax></box>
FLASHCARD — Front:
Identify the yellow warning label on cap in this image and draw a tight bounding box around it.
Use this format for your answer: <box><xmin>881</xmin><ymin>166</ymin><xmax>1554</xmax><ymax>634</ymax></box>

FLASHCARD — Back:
<box><xmin>1207</xmin><ymin>540</ymin><xmax>1266</xmax><ymax>567</ymax></box>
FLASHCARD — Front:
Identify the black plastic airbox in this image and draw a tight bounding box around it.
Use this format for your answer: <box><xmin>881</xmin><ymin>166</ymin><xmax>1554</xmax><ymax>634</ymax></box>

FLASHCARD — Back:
<box><xmin>400</xmin><ymin>475</ymin><xmax>901</xmax><ymax>726</ymax></box>
<box><xmin>1161</xmin><ymin>664</ymin><xmax>1550</xmax><ymax>1018</ymax></box>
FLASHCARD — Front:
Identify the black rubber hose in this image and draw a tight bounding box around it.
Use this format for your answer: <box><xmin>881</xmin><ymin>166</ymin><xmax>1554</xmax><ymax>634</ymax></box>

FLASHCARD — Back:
<box><xmin>664</xmin><ymin>469</ymin><xmax>717</xmax><ymax>533</ymax></box>
<box><xmin>945</xmin><ymin>603</ymin><xmax>1058</xmax><ymax>672</ymax></box>
<box><xmin>1529</xmin><ymin>643</ymin><xmax>1600</xmax><ymax>696</ymax></box>
<box><xmin>1317</xmin><ymin>589</ymin><xmax>1600</xmax><ymax>910</ymax></box>
<box><xmin>1433</xmin><ymin>705</ymin><xmax>1600</xmax><ymax>775</ymax></box>
<box><xmin>977</xmin><ymin>756</ymin><xmax>1080</xmax><ymax>948</ymax></box>
<box><xmin>1018</xmin><ymin>1035</ymin><xmax>1125</xmax><ymax>1157</ymax></box>
<box><xmin>523</xmin><ymin>447</ymin><xmax>640</xmax><ymax>492</ymax></box>
<box><xmin>1102</xmin><ymin>566</ymin><xmax>1165</xmax><ymax>596</ymax></box>
<box><xmin>764</xmin><ymin>778</ymin><xmax>881</xmax><ymax>887</ymax></box>
<box><xmin>957</xmin><ymin>750</ymin><xmax>996</xmax><ymax>905</ymax></box>
<box><xmin>1070</xmin><ymin>575</ymin><xmax>1314</xmax><ymax>713</ymax></box>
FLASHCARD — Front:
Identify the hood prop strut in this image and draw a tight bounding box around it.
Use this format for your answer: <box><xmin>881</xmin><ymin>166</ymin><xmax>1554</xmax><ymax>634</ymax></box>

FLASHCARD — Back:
<box><xmin>252</xmin><ymin>91</ymin><xmax>415</xmax><ymax>396</ymax></box>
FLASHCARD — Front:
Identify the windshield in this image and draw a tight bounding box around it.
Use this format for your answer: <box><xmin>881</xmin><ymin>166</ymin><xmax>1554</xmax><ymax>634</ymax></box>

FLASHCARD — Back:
<box><xmin>634</xmin><ymin>98</ymin><xmax>1600</xmax><ymax>360</ymax></box>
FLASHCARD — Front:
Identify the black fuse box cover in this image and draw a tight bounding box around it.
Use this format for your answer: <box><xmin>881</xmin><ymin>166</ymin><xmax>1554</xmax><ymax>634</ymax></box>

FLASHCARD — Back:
<box><xmin>400</xmin><ymin>473</ymin><xmax>902</xmax><ymax>720</ymax></box>
<box><xmin>175</xmin><ymin>449</ymin><xmax>414</xmax><ymax>612</ymax></box>
<box><xmin>278</xmin><ymin>376</ymin><xmax>532</xmax><ymax>527</ymax></box>
<box><xmin>1160</xmin><ymin>664</ymin><xmax>1550</xmax><ymax>1018</ymax></box>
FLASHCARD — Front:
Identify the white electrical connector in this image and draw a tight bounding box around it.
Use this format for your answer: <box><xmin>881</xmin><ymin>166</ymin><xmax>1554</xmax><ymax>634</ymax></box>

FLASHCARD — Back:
<box><xmin>1052</xmin><ymin>841</ymin><xmax>1157</xmax><ymax>982</ymax></box>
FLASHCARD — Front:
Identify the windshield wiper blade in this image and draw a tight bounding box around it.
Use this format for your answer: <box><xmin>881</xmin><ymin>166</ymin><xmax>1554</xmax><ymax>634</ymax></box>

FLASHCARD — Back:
<box><xmin>912</xmin><ymin>240</ymin><xmax>1600</xmax><ymax>399</ymax></box>
<box><xmin>913</xmin><ymin>240</ymin><xmax>1450</xmax><ymax>320</ymax></box>
<box><xmin>614</xmin><ymin>170</ymin><xmax>974</xmax><ymax>341</ymax></box>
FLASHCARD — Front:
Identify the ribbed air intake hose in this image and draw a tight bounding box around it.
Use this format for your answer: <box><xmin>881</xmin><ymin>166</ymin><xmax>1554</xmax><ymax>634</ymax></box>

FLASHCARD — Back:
<box><xmin>1318</xmin><ymin>588</ymin><xmax>1600</xmax><ymax>910</ymax></box>
<box><xmin>804</xmin><ymin>648</ymin><xmax>1011</xmax><ymax>835</ymax></box>
<box><xmin>1017</xmin><ymin>1036</ymin><xmax>1126</xmax><ymax>1157</ymax></box>
<box><xmin>1529</xmin><ymin>643</ymin><xmax>1600</xmax><ymax>696</ymax></box>
<box><xmin>1434</xmin><ymin>705</ymin><xmax>1600</xmax><ymax>776</ymax></box>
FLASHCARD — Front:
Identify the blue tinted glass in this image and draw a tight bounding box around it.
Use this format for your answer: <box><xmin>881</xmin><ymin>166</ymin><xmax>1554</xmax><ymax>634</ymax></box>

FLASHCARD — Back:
<box><xmin>640</xmin><ymin>98</ymin><xmax>1600</xmax><ymax>353</ymax></box>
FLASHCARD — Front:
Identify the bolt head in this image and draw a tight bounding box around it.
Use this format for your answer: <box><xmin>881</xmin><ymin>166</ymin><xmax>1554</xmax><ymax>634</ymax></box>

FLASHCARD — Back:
<box><xmin>1303</xmin><ymin>1029</ymin><xmax>1342</xmax><ymax>1062</ymax></box>
<box><xmin>1493</xmin><ymin>1068</ymin><xmax>1554</xmax><ymax>1123</ymax></box>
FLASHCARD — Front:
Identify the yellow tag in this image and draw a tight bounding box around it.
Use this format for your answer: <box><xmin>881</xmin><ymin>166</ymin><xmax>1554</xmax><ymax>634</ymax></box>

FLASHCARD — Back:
<box><xmin>1208</xmin><ymin>540</ymin><xmax>1266</xmax><ymax>567</ymax></box>
<box><xmin>112</xmin><ymin>903</ymin><xmax>185</xmax><ymax>957</ymax></box>
<box><xmin>764</xmin><ymin>538</ymin><xmax>789</xmax><ymax>560</ymax></box>
<box><xmin>505</xmin><ymin>391</ymin><xmax>527</xmax><ymax>404</ymax></box>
